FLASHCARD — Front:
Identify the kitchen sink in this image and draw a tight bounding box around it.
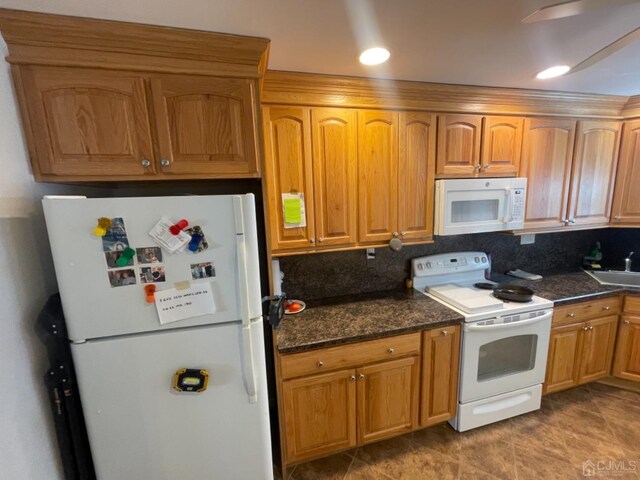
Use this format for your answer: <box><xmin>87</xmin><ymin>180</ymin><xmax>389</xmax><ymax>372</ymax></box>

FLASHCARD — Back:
<box><xmin>584</xmin><ymin>270</ymin><xmax>640</xmax><ymax>287</ymax></box>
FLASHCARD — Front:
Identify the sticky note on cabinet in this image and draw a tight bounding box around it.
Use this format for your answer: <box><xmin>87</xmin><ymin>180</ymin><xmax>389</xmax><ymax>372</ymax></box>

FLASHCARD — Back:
<box><xmin>283</xmin><ymin>197</ymin><xmax>302</xmax><ymax>224</ymax></box>
<box><xmin>282</xmin><ymin>193</ymin><xmax>306</xmax><ymax>228</ymax></box>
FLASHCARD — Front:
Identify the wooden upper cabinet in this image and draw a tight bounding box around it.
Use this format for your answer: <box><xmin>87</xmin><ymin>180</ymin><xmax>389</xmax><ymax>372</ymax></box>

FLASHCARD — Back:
<box><xmin>311</xmin><ymin>108</ymin><xmax>358</xmax><ymax>247</ymax></box>
<box><xmin>481</xmin><ymin>116</ymin><xmax>523</xmax><ymax>176</ymax></box>
<box><xmin>567</xmin><ymin>121</ymin><xmax>621</xmax><ymax>227</ymax></box>
<box><xmin>150</xmin><ymin>75</ymin><xmax>259</xmax><ymax>177</ymax></box>
<box><xmin>358</xmin><ymin>110</ymin><xmax>399</xmax><ymax>243</ymax></box>
<box><xmin>520</xmin><ymin>118</ymin><xmax>577</xmax><ymax>230</ymax></box>
<box><xmin>611</xmin><ymin>120</ymin><xmax>640</xmax><ymax>225</ymax></box>
<box><xmin>356</xmin><ymin>357</ymin><xmax>420</xmax><ymax>445</ymax></box>
<box><xmin>436</xmin><ymin>114</ymin><xmax>482</xmax><ymax>176</ymax></box>
<box><xmin>398</xmin><ymin>112</ymin><xmax>436</xmax><ymax>242</ymax></box>
<box><xmin>262</xmin><ymin>106</ymin><xmax>315</xmax><ymax>251</ymax></box>
<box><xmin>19</xmin><ymin>66</ymin><xmax>155</xmax><ymax>178</ymax></box>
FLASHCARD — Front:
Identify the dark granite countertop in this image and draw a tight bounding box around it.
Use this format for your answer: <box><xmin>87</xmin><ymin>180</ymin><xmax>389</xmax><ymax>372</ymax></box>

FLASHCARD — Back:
<box><xmin>275</xmin><ymin>270</ymin><xmax>640</xmax><ymax>354</ymax></box>
<box><xmin>275</xmin><ymin>289</ymin><xmax>464</xmax><ymax>354</ymax></box>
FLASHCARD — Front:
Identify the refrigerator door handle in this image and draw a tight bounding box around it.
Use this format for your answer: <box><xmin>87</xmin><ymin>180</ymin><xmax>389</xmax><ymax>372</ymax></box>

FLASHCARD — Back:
<box><xmin>234</xmin><ymin>196</ymin><xmax>258</xmax><ymax>403</ymax></box>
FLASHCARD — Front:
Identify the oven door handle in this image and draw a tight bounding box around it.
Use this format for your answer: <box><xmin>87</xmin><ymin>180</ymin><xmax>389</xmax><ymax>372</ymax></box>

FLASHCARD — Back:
<box><xmin>466</xmin><ymin>311</ymin><xmax>552</xmax><ymax>332</ymax></box>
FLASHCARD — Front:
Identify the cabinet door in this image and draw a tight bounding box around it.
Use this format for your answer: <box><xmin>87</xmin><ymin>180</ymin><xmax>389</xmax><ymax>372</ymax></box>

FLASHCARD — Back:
<box><xmin>262</xmin><ymin>106</ymin><xmax>315</xmax><ymax>251</ymax></box>
<box><xmin>311</xmin><ymin>108</ymin><xmax>358</xmax><ymax>247</ymax></box>
<box><xmin>481</xmin><ymin>116</ymin><xmax>523</xmax><ymax>176</ymax></box>
<box><xmin>543</xmin><ymin>322</ymin><xmax>583</xmax><ymax>394</ymax></box>
<box><xmin>612</xmin><ymin>315</ymin><xmax>640</xmax><ymax>382</ymax></box>
<box><xmin>282</xmin><ymin>369</ymin><xmax>356</xmax><ymax>463</ymax></box>
<box><xmin>20</xmin><ymin>66</ymin><xmax>155</xmax><ymax>178</ymax></box>
<box><xmin>358</xmin><ymin>110</ymin><xmax>398</xmax><ymax>243</ymax></box>
<box><xmin>356</xmin><ymin>356</ymin><xmax>420</xmax><ymax>445</ymax></box>
<box><xmin>579</xmin><ymin>315</ymin><xmax>618</xmax><ymax>384</ymax></box>
<box><xmin>567</xmin><ymin>121</ymin><xmax>621</xmax><ymax>227</ymax></box>
<box><xmin>611</xmin><ymin>120</ymin><xmax>640</xmax><ymax>225</ymax></box>
<box><xmin>520</xmin><ymin>118</ymin><xmax>577</xmax><ymax>230</ymax></box>
<box><xmin>398</xmin><ymin>112</ymin><xmax>436</xmax><ymax>242</ymax></box>
<box><xmin>421</xmin><ymin>325</ymin><xmax>460</xmax><ymax>427</ymax></box>
<box><xmin>436</xmin><ymin>114</ymin><xmax>482</xmax><ymax>176</ymax></box>
<box><xmin>150</xmin><ymin>75</ymin><xmax>259</xmax><ymax>177</ymax></box>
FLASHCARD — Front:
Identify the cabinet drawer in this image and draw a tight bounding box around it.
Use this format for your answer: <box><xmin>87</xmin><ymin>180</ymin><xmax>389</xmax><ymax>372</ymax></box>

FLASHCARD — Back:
<box><xmin>280</xmin><ymin>332</ymin><xmax>421</xmax><ymax>380</ymax></box>
<box><xmin>553</xmin><ymin>297</ymin><xmax>621</xmax><ymax>326</ymax></box>
<box><xmin>624</xmin><ymin>296</ymin><xmax>640</xmax><ymax>314</ymax></box>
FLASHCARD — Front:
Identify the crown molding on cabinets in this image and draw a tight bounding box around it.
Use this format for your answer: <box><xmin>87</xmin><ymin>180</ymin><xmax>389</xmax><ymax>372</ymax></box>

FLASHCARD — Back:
<box><xmin>622</xmin><ymin>95</ymin><xmax>640</xmax><ymax>119</ymax></box>
<box><xmin>0</xmin><ymin>8</ymin><xmax>270</xmax><ymax>78</ymax></box>
<box><xmin>262</xmin><ymin>71</ymin><xmax>631</xmax><ymax>119</ymax></box>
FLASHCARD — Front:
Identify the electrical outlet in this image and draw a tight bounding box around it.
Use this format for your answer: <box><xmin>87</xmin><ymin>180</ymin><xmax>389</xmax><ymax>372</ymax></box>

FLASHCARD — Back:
<box><xmin>521</xmin><ymin>234</ymin><xmax>535</xmax><ymax>245</ymax></box>
<box><xmin>366</xmin><ymin>248</ymin><xmax>376</xmax><ymax>260</ymax></box>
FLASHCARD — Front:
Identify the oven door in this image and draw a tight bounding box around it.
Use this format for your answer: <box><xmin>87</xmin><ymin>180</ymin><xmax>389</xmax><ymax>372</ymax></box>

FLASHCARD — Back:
<box><xmin>459</xmin><ymin>311</ymin><xmax>552</xmax><ymax>404</ymax></box>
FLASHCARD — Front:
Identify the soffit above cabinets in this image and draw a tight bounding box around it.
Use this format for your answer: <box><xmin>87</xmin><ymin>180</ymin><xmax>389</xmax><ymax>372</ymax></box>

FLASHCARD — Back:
<box><xmin>0</xmin><ymin>0</ymin><xmax>639</xmax><ymax>95</ymax></box>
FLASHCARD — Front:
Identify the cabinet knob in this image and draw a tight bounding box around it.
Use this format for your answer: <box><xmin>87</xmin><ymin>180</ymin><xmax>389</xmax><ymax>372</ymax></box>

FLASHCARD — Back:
<box><xmin>624</xmin><ymin>320</ymin><xmax>630</xmax><ymax>324</ymax></box>
<box><xmin>603</xmin><ymin>306</ymin><xmax>611</xmax><ymax>311</ymax></box>
<box><xmin>442</xmin><ymin>330</ymin><xmax>449</xmax><ymax>336</ymax></box>
<box><xmin>309</xmin><ymin>238</ymin><xmax>315</xmax><ymax>244</ymax></box>
<box><xmin>318</xmin><ymin>237</ymin><xmax>324</xmax><ymax>243</ymax></box>
<box><xmin>401</xmin><ymin>231</ymin><xmax>407</xmax><ymax>237</ymax></box>
<box><xmin>569</xmin><ymin>219</ymin><xmax>576</xmax><ymax>224</ymax></box>
<box><xmin>317</xmin><ymin>361</ymin><xmax>324</xmax><ymax>368</ymax></box>
<box><xmin>614</xmin><ymin>215</ymin><xmax>621</xmax><ymax>220</ymax></box>
<box><xmin>388</xmin><ymin>348</ymin><xmax>395</xmax><ymax>354</ymax></box>
<box><xmin>358</xmin><ymin>374</ymin><xmax>365</xmax><ymax>380</ymax></box>
<box><xmin>583</xmin><ymin>325</ymin><xmax>589</xmax><ymax>330</ymax></box>
<box><xmin>349</xmin><ymin>375</ymin><xmax>356</xmax><ymax>382</ymax></box>
<box><xmin>475</xmin><ymin>164</ymin><xmax>482</xmax><ymax>170</ymax></box>
<box><xmin>484</xmin><ymin>164</ymin><xmax>491</xmax><ymax>170</ymax></box>
<box><xmin>562</xmin><ymin>219</ymin><xmax>569</xmax><ymax>225</ymax></box>
<box><xmin>589</xmin><ymin>325</ymin><xmax>594</xmax><ymax>330</ymax></box>
<box><xmin>140</xmin><ymin>159</ymin><xmax>151</xmax><ymax>168</ymax></box>
<box><xmin>392</xmin><ymin>232</ymin><xmax>399</xmax><ymax>238</ymax></box>
<box><xmin>568</xmin><ymin>313</ymin><xmax>575</xmax><ymax>318</ymax></box>
<box><xmin>160</xmin><ymin>159</ymin><xmax>170</xmax><ymax>167</ymax></box>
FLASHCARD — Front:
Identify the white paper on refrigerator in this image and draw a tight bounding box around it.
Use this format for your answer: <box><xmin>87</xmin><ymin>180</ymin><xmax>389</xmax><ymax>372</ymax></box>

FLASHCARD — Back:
<box><xmin>155</xmin><ymin>283</ymin><xmax>216</xmax><ymax>325</ymax></box>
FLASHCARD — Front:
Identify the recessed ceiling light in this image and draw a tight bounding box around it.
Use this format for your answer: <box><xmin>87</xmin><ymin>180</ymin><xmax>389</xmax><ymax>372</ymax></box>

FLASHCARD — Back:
<box><xmin>359</xmin><ymin>47</ymin><xmax>390</xmax><ymax>66</ymax></box>
<box><xmin>536</xmin><ymin>65</ymin><xmax>571</xmax><ymax>79</ymax></box>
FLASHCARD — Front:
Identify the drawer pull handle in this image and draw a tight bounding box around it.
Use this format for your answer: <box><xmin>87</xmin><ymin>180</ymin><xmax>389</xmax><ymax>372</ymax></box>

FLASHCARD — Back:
<box><xmin>588</xmin><ymin>325</ymin><xmax>594</xmax><ymax>330</ymax></box>
<box><xmin>442</xmin><ymin>330</ymin><xmax>449</xmax><ymax>336</ymax></box>
<box><xmin>568</xmin><ymin>313</ymin><xmax>575</xmax><ymax>318</ymax></box>
<box><xmin>317</xmin><ymin>361</ymin><xmax>324</xmax><ymax>368</ymax></box>
<box><xmin>603</xmin><ymin>306</ymin><xmax>610</xmax><ymax>311</ymax></box>
<box><xmin>583</xmin><ymin>326</ymin><xmax>589</xmax><ymax>330</ymax></box>
<box><xmin>358</xmin><ymin>374</ymin><xmax>365</xmax><ymax>380</ymax></box>
<box><xmin>349</xmin><ymin>375</ymin><xmax>356</xmax><ymax>381</ymax></box>
<box><xmin>388</xmin><ymin>348</ymin><xmax>395</xmax><ymax>354</ymax></box>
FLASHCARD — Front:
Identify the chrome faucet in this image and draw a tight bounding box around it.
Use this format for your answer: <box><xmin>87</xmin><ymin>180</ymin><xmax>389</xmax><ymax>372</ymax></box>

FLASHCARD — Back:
<box><xmin>625</xmin><ymin>252</ymin><xmax>634</xmax><ymax>272</ymax></box>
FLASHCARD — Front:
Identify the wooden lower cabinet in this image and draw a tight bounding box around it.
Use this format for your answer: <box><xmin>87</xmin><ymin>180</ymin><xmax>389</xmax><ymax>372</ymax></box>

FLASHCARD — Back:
<box><xmin>357</xmin><ymin>356</ymin><xmax>420</xmax><ymax>444</ymax></box>
<box><xmin>544</xmin><ymin>300</ymin><xmax>620</xmax><ymax>394</ymax></box>
<box><xmin>278</xmin><ymin>327</ymin><xmax>460</xmax><ymax>466</ymax></box>
<box><xmin>421</xmin><ymin>325</ymin><xmax>460</xmax><ymax>426</ymax></box>
<box><xmin>282</xmin><ymin>369</ymin><xmax>356</xmax><ymax>463</ymax></box>
<box><xmin>612</xmin><ymin>310</ymin><xmax>640</xmax><ymax>382</ymax></box>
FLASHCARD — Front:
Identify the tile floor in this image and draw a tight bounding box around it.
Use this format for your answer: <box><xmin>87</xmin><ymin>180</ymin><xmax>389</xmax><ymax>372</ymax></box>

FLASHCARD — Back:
<box><xmin>279</xmin><ymin>383</ymin><xmax>640</xmax><ymax>480</ymax></box>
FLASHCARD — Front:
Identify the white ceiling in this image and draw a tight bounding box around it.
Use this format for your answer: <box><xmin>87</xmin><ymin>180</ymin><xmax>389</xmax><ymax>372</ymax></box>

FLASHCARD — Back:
<box><xmin>0</xmin><ymin>0</ymin><xmax>639</xmax><ymax>95</ymax></box>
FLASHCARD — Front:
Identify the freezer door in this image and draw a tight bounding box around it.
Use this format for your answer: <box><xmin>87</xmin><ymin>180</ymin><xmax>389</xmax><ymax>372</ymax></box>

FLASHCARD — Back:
<box><xmin>42</xmin><ymin>195</ymin><xmax>261</xmax><ymax>341</ymax></box>
<box><xmin>71</xmin><ymin>320</ymin><xmax>273</xmax><ymax>480</ymax></box>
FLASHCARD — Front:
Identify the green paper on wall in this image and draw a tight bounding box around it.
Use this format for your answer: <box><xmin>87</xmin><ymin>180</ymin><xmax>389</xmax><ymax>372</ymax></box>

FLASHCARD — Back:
<box><xmin>283</xmin><ymin>197</ymin><xmax>302</xmax><ymax>224</ymax></box>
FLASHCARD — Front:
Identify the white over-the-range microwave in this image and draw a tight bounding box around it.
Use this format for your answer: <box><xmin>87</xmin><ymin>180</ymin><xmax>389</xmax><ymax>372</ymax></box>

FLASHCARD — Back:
<box><xmin>434</xmin><ymin>177</ymin><xmax>527</xmax><ymax>236</ymax></box>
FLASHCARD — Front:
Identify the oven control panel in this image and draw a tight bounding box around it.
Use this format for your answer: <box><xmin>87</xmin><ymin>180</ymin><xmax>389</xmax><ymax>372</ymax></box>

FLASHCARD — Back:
<box><xmin>412</xmin><ymin>252</ymin><xmax>490</xmax><ymax>277</ymax></box>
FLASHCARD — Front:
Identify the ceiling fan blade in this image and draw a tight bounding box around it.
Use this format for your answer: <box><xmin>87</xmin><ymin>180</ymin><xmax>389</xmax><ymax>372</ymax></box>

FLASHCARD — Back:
<box><xmin>569</xmin><ymin>26</ymin><xmax>640</xmax><ymax>73</ymax></box>
<box><xmin>522</xmin><ymin>0</ymin><xmax>640</xmax><ymax>23</ymax></box>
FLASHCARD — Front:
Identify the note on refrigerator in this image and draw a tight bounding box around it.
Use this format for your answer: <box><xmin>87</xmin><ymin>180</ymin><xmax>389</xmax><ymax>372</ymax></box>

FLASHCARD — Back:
<box><xmin>155</xmin><ymin>283</ymin><xmax>216</xmax><ymax>325</ymax></box>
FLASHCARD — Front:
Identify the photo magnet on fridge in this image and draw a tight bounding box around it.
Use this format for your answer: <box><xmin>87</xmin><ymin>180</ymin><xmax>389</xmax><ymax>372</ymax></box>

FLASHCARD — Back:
<box><xmin>136</xmin><ymin>247</ymin><xmax>163</xmax><ymax>264</ymax></box>
<box><xmin>101</xmin><ymin>217</ymin><xmax>130</xmax><ymax>252</ymax></box>
<box><xmin>107</xmin><ymin>269</ymin><xmax>137</xmax><ymax>287</ymax></box>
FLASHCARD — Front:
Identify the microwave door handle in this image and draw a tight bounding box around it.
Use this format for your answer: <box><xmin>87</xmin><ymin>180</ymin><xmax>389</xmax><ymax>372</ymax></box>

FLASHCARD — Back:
<box><xmin>503</xmin><ymin>188</ymin><xmax>512</xmax><ymax>224</ymax></box>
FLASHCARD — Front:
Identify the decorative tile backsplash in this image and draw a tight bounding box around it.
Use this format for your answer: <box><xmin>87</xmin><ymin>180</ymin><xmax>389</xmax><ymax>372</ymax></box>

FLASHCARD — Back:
<box><xmin>279</xmin><ymin>229</ymin><xmax>640</xmax><ymax>300</ymax></box>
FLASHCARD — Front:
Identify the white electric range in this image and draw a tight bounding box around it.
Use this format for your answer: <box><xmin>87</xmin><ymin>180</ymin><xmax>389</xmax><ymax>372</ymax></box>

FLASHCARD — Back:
<box><xmin>412</xmin><ymin>252</ymin><xmax>553</xmax><ymax>432</ymax></box>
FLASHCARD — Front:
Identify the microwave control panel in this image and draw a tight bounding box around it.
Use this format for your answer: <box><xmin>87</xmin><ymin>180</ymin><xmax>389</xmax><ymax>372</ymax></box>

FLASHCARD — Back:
<box><xmin>511</xmin><ymin>189</ymin><xmax>525</xmax><ymax>221</ymax></box>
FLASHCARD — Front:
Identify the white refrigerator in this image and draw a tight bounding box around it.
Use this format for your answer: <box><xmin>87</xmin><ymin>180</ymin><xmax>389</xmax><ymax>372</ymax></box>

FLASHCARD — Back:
<box><xmin>42</xmin><ymin>194</ymin><xmax>273</xmax><ymax>480</ymax></box>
